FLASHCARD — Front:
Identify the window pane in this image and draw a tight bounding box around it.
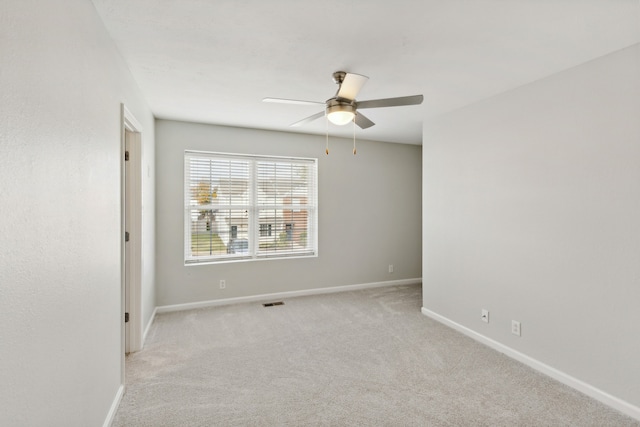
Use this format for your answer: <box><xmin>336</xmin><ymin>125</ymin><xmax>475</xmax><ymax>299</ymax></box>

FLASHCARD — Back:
<box><xmin>257</xmin><ymin>161</ymin><xmax>311</xmax><ymax>207</ymax></box>
<box><xmin>188</xmin><ymin>209</ymin><xmax>226</xmax><ymax>257</ymax></box>
<box><xmin>257</xmin><ymin>209</ymin><xmax>312</xmax><ymax>256</ymax></box>
<box><xmin>188</xmin><ymin>208</ymin><xmax>249</xmax><ymax>258</ymax></box>
<box><xmin>187</xmin><ymin>157</ymin><xmax>250</xmax><ymax>208</ymax></box>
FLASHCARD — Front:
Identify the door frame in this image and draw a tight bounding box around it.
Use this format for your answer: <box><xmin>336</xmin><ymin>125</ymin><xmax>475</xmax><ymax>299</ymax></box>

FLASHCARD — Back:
<box><xmin>121</xmin><ymin>104</ymin><xmax>143</xmax><ymax>368</ymax></box>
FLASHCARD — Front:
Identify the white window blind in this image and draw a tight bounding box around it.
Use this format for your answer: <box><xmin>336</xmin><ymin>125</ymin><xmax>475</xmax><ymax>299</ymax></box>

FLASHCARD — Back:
<box><xmin>184</xmin><ymin>151</ymin><xmax>317</xmax><ymax>264</ymax></box>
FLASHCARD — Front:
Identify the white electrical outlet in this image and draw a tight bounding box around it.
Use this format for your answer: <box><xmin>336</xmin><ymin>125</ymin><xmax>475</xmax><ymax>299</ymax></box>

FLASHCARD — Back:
<box><xmin>220</xmin><ymin>280</ymin><xmax>226</xmax><ymax>289</ymax></box>
<box><xmin>481</xmin><ymin>309</ymin><xmax>489</xmax><ymax>323</ymax></box>
<box><xmin>512</xmin><ymin>320</ymin><xmax>521</xmax><ymax>336</ymax></box>
<box><xmin>388</xmin><ymin>264</ymin><xmax>394</xmax><ymax>273</ymax></box>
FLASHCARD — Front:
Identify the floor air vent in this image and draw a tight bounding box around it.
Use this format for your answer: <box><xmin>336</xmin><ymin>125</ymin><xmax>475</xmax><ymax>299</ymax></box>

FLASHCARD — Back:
<box><xmin>262</xmin><ymin>301</ymin><xmax>284</xmax><ymax>307</ymax></box>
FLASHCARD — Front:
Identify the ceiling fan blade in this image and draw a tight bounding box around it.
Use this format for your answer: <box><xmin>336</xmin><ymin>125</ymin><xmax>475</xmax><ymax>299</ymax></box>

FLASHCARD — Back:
<box><xmin>337</xmin><ymin>73</ymin><xmax>369</xmax><ymax>101</ymax></box>
<box><xmin>263</xmin><ymin>97</ymin><xmax>324</xmax><ymax>106</ymax></box>
<box><xmin>290</xmin><ymin>111</ymin><xmax>325</xmax><ymax>127</ymax></box>
<box><xmin>357</xmin><ymin>95</ymin><xmax>424</xmax><ymax>109</ymax></box>
<box><xmin>354</xmin><ymin>112</ymin><xmax>375</xmax><ymax>129</ymax></box>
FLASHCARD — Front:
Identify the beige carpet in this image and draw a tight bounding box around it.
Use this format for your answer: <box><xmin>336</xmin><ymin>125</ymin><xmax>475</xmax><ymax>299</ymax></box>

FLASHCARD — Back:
<box><xmin>114</xmin><ymin>284</ymin><xmax>639</xmax><ymax>426</ymax></box>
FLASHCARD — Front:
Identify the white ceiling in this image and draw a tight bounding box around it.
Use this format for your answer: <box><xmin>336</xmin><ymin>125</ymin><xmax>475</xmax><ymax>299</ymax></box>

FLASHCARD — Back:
<box><xmin>92</xmin><ymin>0</ymin><xmax>639</xmax><ymax>145</ymax></box>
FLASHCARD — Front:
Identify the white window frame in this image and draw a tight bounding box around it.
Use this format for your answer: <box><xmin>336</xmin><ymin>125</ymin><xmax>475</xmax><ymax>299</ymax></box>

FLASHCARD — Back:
<box><xmin>184</xmin><ymin>150</ymin><xmax>318</xmax><ymax>265</ymax></box>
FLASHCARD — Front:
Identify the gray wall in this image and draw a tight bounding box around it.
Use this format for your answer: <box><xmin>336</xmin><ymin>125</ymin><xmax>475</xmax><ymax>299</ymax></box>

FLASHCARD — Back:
<box><xmin>0</xmin><ymin>0</ymin><xmax>155</xmax><ymax>425</ymax></box>
<box><xmin>156</xmin><ymin>120</ymin><xmax>422</xmax><ymax>306</ymax></box>
<box><xmin>423</xmin><ymin>44</ymin><xmax>640</xmax><ymax>410</ymax></box>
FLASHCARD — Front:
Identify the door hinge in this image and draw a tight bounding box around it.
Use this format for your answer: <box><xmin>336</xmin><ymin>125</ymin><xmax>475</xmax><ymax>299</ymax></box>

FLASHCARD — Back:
<box><xmin>125</xmin><ymin>150</ymin><xmax>129</xmax><ymax>161</ymax></box>
<box><xmin>125</xmin><ymin>231</ymin><xmax>130</xmax><ymax>242</ymax></box>
<box><xmin>125</xmin><ymin>312</ymin><xmax>129</xmax><ymax>323</ymax></box>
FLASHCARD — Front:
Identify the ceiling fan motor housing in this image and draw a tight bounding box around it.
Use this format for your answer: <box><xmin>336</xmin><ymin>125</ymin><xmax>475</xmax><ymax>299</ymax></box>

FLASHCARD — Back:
<box><xmin>326</xmin><ymin>98</ymin><xmax>356</xmax><ymax>114</ymax></box>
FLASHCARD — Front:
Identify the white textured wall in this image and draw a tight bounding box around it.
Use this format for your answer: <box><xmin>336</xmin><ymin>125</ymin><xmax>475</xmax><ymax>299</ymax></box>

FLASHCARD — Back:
<box><xmin>423</xmin><ymin>45</ymin><xmax>640</xmax><ymax>411</ymax></box>
<box><xmin>156</xmin><ymin>120</ymin><xmax>422</xmax><ymax>306</ymax></box>
<box><xmin>0</xmin><ymin>1</ymin><xmax>155</xmax><ymax>425</ymax></box>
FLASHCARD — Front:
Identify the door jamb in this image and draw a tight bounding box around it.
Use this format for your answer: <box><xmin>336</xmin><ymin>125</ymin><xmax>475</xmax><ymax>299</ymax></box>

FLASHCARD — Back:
<box><xmin>120</xmin><ymin>104</ymin><xmax>143</xmax><ymax>375</ymax></box>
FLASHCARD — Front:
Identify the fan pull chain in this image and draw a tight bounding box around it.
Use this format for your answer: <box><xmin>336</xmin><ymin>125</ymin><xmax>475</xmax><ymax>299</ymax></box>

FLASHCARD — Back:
<box><xmin>325</xmin><ymin>113</ymin><xmax>329</xmax><ymax>155</ymax></box>
<box><xmin>352</xmin><ymin>118</ymin><xmax>357</xmax><ymax>155</ymax></box>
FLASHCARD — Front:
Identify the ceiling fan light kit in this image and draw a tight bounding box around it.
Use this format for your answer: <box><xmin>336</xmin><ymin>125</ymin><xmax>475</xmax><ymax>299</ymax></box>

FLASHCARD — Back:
<box><xmin>264</xmin><ymin>71</ymin><xmax>423</xmax><ymax>154</ymax></box>
<box><xmin>326</xmin><ymin>99</ymin><xmax>356</xmax><ymax>125</ymax></box>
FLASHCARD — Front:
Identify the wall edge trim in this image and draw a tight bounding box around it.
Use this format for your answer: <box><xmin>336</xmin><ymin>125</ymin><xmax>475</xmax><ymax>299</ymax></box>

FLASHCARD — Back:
<box><xmin>157</xmin><ymin>278</ymin><xmax>422</xmax><ymax>313</ymax></box>
<box><xmin>103</xmin><ymin>384</ymin><xmax>124</xmax><ymax>427</ymax></box>
<box><xmin>421</xmin><ymin>307</ymin><xmax>640</xmax><ymax>422</ymax></box>
<box><xmin>142</xmin><ymin>306</ymin><xmax>158</xmax><ymax>347</ymax></box>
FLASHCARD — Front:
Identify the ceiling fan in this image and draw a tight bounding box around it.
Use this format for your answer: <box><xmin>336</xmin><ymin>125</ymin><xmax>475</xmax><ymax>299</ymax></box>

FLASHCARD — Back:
<box><xmin>263</xmin><ymin>71</ymin><xmax>423</xmax><ymax>130</ymax></box>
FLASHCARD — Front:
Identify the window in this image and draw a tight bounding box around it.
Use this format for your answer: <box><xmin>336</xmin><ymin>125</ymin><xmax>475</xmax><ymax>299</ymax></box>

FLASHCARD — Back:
<box><xmin>259</xmin><ymin>224</ymin><xmax>272</xmax><ymax>237</ymax></box>
<box><xmin>184</xmin><ymin>151</ymin><xmax>317</xmax><ymax>264</ymax></box>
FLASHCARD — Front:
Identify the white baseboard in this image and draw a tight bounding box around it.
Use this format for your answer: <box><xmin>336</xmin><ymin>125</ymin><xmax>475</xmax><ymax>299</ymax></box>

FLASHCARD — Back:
<box><xmin>103</xmin><ymin>384</ymin><xmax>124</xmax><ymax>427</ymax></box>
<box><xmin>142</xmin><ymin>306</ymin><xmax>157</xmax><ymax>347</ymax></box>
<box><xmin>421</xmin><ymin>307</ymin><xmax>640</xmax><ymax>422</ymax></box>
<box><xmin>157</xmin><ymin>278</ymin><xmax>421</xmax><ymax>314</ymax></box>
